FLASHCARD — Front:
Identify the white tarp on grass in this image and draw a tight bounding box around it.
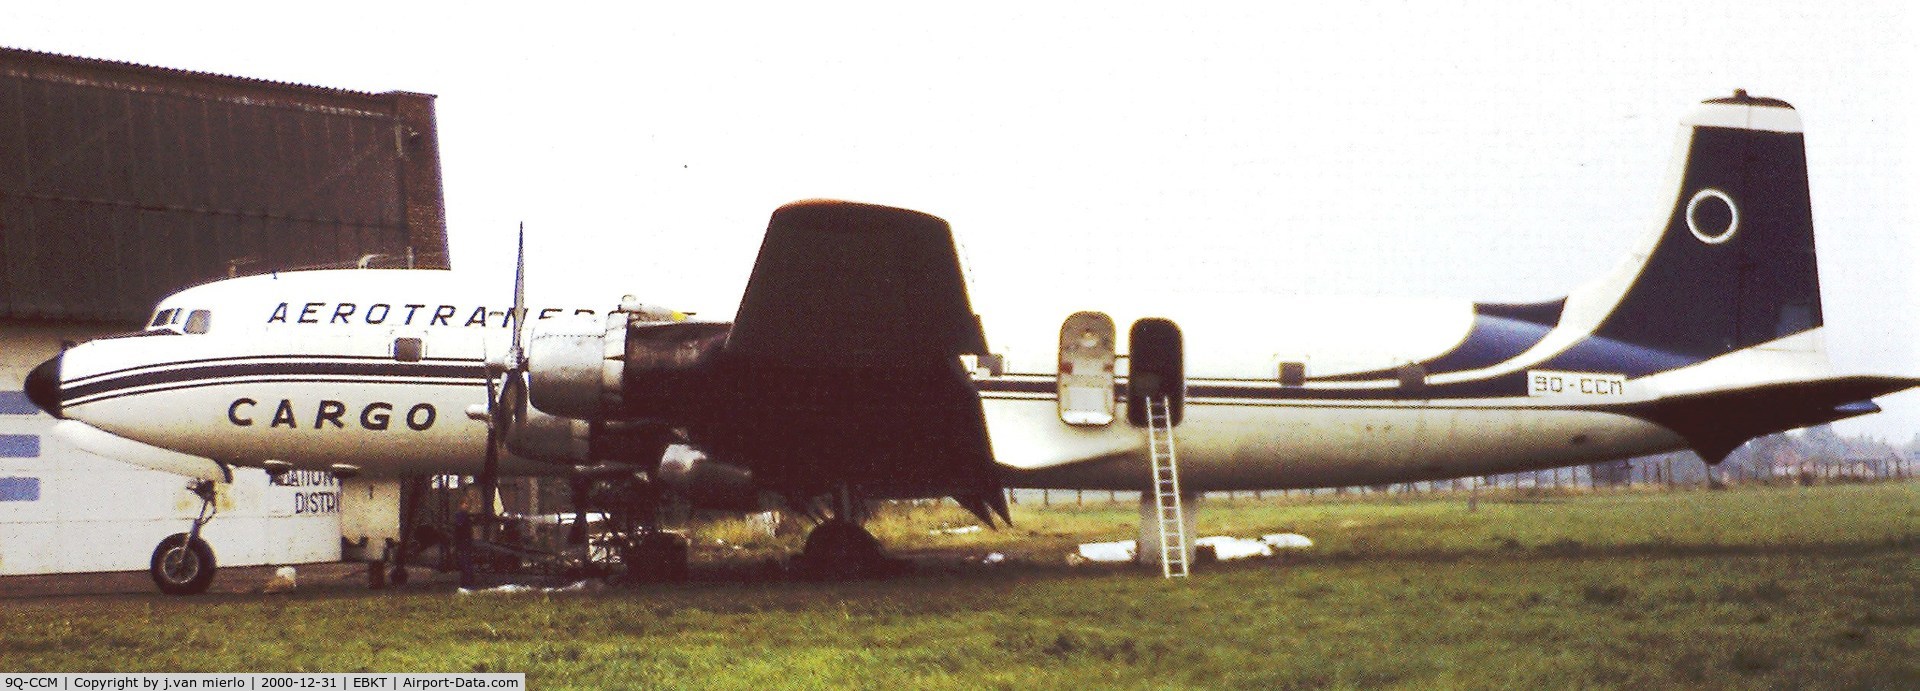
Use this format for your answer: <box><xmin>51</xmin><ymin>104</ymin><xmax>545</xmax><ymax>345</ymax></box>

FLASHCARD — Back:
<box><xmin>1074</xmin><ymin>533</ymin><xmax>1313</xmax><ymax>564</ymax></box>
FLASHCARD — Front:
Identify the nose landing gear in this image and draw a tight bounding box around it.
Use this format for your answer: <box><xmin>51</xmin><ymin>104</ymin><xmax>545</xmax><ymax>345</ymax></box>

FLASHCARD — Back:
<box><xmin>150</xmin><ymin>479</ymin><xmax>220</xmax><ymax>595</ymax></box>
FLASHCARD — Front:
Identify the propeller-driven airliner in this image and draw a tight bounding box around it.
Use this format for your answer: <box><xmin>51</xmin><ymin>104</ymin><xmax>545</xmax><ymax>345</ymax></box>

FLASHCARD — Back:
<box><xmin>24</xmin><ymin>91</ymin><xmax>1917</xmax><ymax>593</ymax></box>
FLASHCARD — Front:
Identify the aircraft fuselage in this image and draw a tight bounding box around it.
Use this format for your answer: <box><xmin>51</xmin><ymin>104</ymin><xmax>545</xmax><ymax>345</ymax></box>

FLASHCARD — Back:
<box><xmin>41</xmin><ymin>270</ymin><xmax>1694</xmax><ymax>490</ymax></box>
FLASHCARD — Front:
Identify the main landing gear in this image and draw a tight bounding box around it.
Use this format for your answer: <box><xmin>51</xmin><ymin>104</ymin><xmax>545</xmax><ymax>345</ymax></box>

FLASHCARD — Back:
<box><xmin>797</xmin><ymin>519</ymin><xmax>889</xmax><ymax>579</ymax></box>
<box><xmin>369</xmin><ymin>476</ymin><xmax>431</xmax><ymax>589</ymax></box>
<box><xmin>150</xmin><ymin>479</ymin><xmax>219</xmax><ymax>595</ymax></box>
<box><xmin>596</xmin><ymin>472</ymin><xmax>689</xmax><ymax>583</ymax></box>
<box><xmin>621</xmin><ymin>530</ymin><xmax>690</xmax><ymax>583</ymax></box>
<box><xmin>794</xmin><ymin>487</ymin><xmax>903</xmax><ymax>579</ymax></box>
<box><xmin>445</xmin><ymin>470</ymin><xmax>689</xmax><ymax>586</ymax></box>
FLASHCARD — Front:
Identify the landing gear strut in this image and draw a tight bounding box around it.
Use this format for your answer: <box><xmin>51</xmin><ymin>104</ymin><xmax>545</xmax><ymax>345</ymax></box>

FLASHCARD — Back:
<box><xmin>150</xmin><ymin>479</ymin><xmax>219</xmax><ymax>595</ymax></box>
<box><xmin>375</xmin><ymin>476</ymin><xmax>430</xmax><ymax>589</ymax></box>
<box><xmin>586</xmin><ymin>471</ymin><xmax>689</xmax><ymax>583</ymax></box>
<box><xmin>622</xmin><ymin>479</ymin><xmax>689</xmax><ymax>584</ymax></box>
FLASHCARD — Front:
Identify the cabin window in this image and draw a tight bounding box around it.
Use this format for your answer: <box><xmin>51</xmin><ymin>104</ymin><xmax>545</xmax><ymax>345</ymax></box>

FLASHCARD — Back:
<box><xmin>149</xmin><ymin>309</ymin><xmax>176</xmax><ymax>328</ymax></box>
<box><xmin>1278</xmin><ymin>362</ymin><xmax>1306</xmax><ymax>387</ymax></box>
<box><xmin>1397</xmin><ymin>363</ymin><xmax>1427</xmax><ymax>392</ymax></box>
<box><xmin>184</xmin><ymin>310</ymin><xmax>212</xmax><ymax>334</ymax></box>
<box><xmin>393</xmin><ymin>337</ymin><xmax>425</xmax><ymax>362</ymax></box>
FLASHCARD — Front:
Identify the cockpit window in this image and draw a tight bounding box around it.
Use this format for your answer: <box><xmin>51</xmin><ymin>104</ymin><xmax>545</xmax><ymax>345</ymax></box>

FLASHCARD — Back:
<box><xmin>143</xmin><ymin>307</ymin><xmax>206</xmax><ymax>334</ymax></box>
<box><xmin>184</xmin><ymin>310</ymin><xmax>212</xmax><ymax>334</ymax></box>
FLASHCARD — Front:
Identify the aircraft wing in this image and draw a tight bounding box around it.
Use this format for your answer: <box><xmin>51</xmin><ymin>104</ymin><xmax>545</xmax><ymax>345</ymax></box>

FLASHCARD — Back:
<box><xmin>702</xmin><ymin>200</ymin><xmax>1004</xmax><ymax>521</ymax></box>
<box><xmin>726</xmin><ymin>200</ymin><xmax>988</xmax><ymax>364</ymax></box>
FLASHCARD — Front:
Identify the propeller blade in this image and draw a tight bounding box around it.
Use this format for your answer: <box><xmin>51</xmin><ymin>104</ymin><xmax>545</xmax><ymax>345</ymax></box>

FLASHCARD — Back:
<box><xmin>479</xmin><ymin>373</ymin><xmax>501</xmax><ymax>522</ymax></box>
<box><xmin>480</xmin><ymin>428</ymin><xmax>500</xmax><ymax>522</ymax></box>
<box><xmin>509</xmin><ymin>222</ymin><xmax>526</xmax><ymax>366</ymax></box>
<box><xmin>498</xmin><ymin>369</ymin><xmax>526</xmax><ymax>429</ymax></box>
<box><xmin>477</xmin><ymin>224</ymin><xmax>527</xmax><ymax>530</ymax></box>
<box><xmin>483</xmin><ymin>367</ymin><xmax>499</xmax><ymax>420</ymax></box>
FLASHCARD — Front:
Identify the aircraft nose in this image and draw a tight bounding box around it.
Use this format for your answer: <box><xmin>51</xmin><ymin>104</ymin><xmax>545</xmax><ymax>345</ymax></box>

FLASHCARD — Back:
<box><xmin>24</xmin><ymin>353</ymin><xmax>62</xmax><ymax>419</ymax></box>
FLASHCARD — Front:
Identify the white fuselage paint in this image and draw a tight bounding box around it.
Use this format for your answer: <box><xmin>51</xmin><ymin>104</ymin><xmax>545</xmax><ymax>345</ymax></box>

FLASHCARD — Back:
<box><xmin>979</xmin><ymin>382</ymin><xmax>1685</xmax><ymax>491</ymax></box>
<box><xmin>58</xmin><ymin>271</ymin><xmax>580</xmax><ymax>477</ymax></box>
<box><xmin>51</xmin><ymin>269</ymin><xmax>1707</xmax><ymax>491</ymax></box>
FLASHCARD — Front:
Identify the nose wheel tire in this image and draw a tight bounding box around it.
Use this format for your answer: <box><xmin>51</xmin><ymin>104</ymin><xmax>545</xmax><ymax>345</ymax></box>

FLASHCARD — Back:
<box><xmin>150</xmin><ymin>533</ymin><xmax>217</xmax><ymax>596</ymax></box>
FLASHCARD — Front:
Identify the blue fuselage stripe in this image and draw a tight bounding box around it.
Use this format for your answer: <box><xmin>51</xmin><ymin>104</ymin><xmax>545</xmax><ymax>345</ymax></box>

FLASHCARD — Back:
<box><xmin>64</xmin><ymin>359</ymin><xmax>487</xmax><ymax>404</ymax></box>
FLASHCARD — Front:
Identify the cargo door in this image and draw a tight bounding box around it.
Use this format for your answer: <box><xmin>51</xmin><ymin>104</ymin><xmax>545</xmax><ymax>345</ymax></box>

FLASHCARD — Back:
<box><xmin>1126</xmin><ymin>318</ymin><xmax>1183</xmax><ymax>426</ymax></box>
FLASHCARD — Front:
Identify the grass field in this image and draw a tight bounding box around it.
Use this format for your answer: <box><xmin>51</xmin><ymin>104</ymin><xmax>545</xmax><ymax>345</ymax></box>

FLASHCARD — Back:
<box><xmin>3</xmin><ymin>482</ymin><xmax>1916</xmax><ymax>689</ymax></box>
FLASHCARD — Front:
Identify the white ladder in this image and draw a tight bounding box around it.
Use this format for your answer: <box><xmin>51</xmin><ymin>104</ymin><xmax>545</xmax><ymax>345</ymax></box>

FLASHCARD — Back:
<box><xmin>1146</xmin><ymin>396</ymin><xmax>1189</xmax><ymax>578</ymax></box>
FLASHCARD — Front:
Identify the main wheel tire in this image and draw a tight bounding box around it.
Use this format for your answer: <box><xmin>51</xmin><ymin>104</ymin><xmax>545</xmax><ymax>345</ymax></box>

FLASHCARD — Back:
<box><xmin>800</xmin><ymin>519</ymin><xmax>885</xmax><ymax>579</ymax></box>
<box><xmin>623</xmin><ymin>532</ymin><xmax>689</xmax><ymax>583</ymax></box>
<box><xmin>150</xmin><ymin>533</ymin><xmax>216</xmax><ymax>596</ymax></box>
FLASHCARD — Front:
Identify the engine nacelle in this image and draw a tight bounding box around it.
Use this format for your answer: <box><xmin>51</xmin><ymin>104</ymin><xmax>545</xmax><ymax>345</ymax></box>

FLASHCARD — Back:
<box><xmin>526</xmin><ymin>314</ymin><xmax>624</xmax><ymax>419</ymax></box>
<box><xmin>619</xmin><ymin>320</ymin><xmax>731</xmax><ymax>420</ymax></box>
<box><xmin>506</xmin><ymin>409</ymin><xmax>679</xmax><ymax>466</ymax></box>
<box><xmin>506</xmin><ymin>408</ymin><xmax>592</xmax><ymax>462</ymax></box>
<box><xmin>527</xmin><ymin>312</ymin><xmax>730</xmax><ymax>421</ymax></box>
<box><xmin>657</xmin><ymin>444</ymin><xmax>763</xmax><ymax>512</ymax></box>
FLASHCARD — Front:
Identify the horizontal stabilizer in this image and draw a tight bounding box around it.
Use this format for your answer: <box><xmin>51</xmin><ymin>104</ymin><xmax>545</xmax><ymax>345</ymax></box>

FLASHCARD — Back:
<box><xmin>1619</xmin><ymin>375</ymin><xmax>1920</xmax><ymax>463</ymax></box>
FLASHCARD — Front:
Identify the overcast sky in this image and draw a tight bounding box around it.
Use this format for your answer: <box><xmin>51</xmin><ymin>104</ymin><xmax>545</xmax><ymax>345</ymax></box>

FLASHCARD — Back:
<box><xmin>5</xmin><ymin>2</ymin><xmax>1917</xmax><ymax>438</ymax></box>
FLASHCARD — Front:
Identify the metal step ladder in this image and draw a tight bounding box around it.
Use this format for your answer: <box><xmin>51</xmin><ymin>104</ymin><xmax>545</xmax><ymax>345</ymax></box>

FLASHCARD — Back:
<box><xmin>1146</xmin><ymin>396</ymin><xmax>1189</xmax><ymax>578</ymax></box>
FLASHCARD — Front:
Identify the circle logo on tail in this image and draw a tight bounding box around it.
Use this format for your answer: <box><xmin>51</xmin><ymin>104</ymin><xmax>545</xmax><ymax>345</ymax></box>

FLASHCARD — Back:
<box><xmin>1686</xmin><ymin>188</ymin><xmax>1739</xmax><ymax>245</ymax></box>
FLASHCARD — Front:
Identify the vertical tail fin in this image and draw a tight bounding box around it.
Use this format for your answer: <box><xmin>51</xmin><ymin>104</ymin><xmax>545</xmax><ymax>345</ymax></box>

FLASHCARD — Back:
<box><xmin>1587</xmin><ymin>91</ymin><xmax>1821</xmax><ymax>360</ymax></box>
<box><xmin>1548</xmin><ymin>94</ymin><xmax>1910</xmax><ymax>463</ymax></box>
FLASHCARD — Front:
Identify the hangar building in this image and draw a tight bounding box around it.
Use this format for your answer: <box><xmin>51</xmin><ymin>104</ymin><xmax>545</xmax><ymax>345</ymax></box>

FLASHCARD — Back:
<box><xmin>0</xmin><ymin>46</ymin><xmax>449</xmax><ymax>576</ymax></box>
